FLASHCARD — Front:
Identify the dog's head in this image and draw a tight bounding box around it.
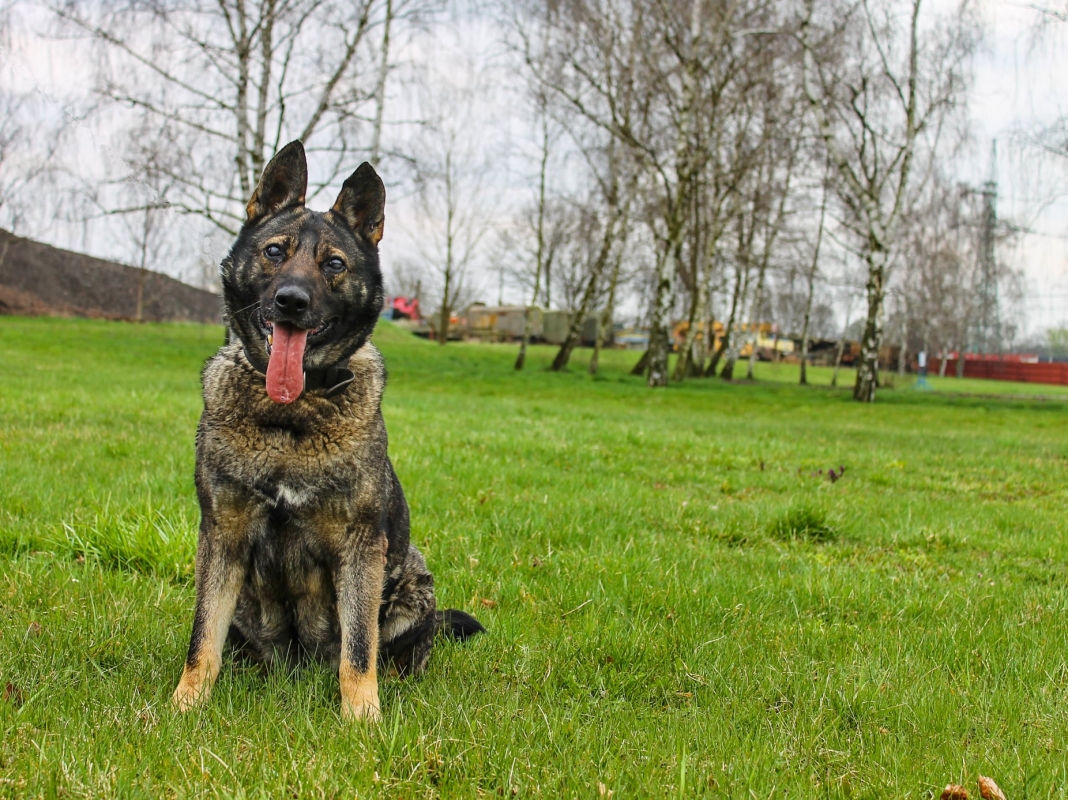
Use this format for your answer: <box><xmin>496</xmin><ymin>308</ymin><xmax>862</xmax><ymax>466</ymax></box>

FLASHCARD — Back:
<box><xmin>221</xmin><ymin>141</ymin><xmax>386</xmax><ymax>404</ymax></box>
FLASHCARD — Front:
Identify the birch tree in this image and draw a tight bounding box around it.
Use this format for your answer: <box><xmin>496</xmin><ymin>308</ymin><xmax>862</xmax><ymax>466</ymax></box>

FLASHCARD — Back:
<box><xmin>799</xmin><ymin>161</ymin><xmax>831</xmax><ymax>385</ymax></box>
<box><xmin>800</xmin><ymin>0</ymin><xmax>977</xmax><ymax>401</ymax></box>
<box><xmin>515</xmin><ymin>113</ymin><xmax>554</xmax><ymax>371</ymax></box>
<box><xmin>520</xmin><ymin>0</ymin><xmax>793</xmax><ymax>387</ymax></box>
<box><xmin>53</xmin><ymin>0</ymin><xmax>437</xmax><ymax>234</ymax></box>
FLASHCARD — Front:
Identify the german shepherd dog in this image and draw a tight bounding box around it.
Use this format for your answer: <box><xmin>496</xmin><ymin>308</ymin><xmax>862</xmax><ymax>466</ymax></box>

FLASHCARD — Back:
<box><xmin>172</xmin><ymin>141</ymin><xmax>483</xmax><ymax>721</ymax></box>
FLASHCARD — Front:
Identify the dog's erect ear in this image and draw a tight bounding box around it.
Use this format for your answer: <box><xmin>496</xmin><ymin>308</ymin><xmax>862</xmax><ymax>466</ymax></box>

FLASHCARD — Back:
<box><xmin>331</xmin><ymin>163</ymin><xmax>385</xmax><ymax>245</ymax></box>
<box><xmin>246</xmin><ymin>141</ymin><xmax>308</xmax><ymax>223</ymax></box>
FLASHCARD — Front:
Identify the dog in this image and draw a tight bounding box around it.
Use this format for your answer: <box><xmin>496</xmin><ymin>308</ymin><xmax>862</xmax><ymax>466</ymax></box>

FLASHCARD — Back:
<box><xmin>171</xmin><ymin>140</ymin><xmax>483</xmax><ymax>721</ymax></box>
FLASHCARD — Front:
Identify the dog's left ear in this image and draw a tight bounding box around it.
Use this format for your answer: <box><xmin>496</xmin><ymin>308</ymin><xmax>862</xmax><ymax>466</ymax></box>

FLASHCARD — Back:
<box><xmin>331</xmin><ymin>163</ymin><xmax>386</xmax><ymax>246</ymax></box>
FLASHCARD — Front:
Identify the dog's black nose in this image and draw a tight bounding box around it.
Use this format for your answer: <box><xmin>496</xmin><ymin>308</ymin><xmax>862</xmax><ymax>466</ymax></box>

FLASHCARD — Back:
<box><xmin>274</xmin><ymin>285</ymin><xmax>310</xmax><ymax>315</ymax></box>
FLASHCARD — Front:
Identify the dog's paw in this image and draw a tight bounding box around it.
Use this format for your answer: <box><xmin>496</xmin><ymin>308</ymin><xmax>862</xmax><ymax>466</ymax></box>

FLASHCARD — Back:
<box><xmin>340</xmin><ymin>662</ymin><xmax>380</xmax><ymax>722</ymax></box>
<box><xmin>171</xmin><ymin>677</ymin><xmax>210</xmax><ymax>712</ymax></box>
<box><xmin>341</xmin><ymin>696</ymin><xmax>382</xmax><ymax>723</ymax></box>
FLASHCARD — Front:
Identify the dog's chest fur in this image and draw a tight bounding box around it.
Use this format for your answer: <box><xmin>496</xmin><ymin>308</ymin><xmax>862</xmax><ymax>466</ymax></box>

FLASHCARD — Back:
<box><xmin>200</xmin><ymin>342</ymin><xmax>387</xmax><ymax>498</ymax></box>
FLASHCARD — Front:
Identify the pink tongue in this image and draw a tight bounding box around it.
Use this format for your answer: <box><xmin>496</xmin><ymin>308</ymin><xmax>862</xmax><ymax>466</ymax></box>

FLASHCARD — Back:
<box><xmin>265</xmin><ymin>323</ymin><xmax>308</xmax><ymax>404</ymax></box>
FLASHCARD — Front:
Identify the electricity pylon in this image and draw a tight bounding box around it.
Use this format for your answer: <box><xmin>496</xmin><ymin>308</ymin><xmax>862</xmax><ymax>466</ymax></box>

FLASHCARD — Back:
<box><xmin>971</xmin><ymin>140</ymin><xmax>1000</xmax><ymax>355</ymax></box>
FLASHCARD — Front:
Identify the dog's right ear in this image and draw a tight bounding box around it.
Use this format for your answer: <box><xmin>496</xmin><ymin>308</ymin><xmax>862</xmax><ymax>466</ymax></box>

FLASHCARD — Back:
<box><xmin>331</xmin><ymin>163</ymin><xmax>385</xmax><ymax>246</ymax></box>
<box><xmin>246</xmin><ymin>141</ymin><xmax>308</xmax><ymax>223</ymax></box>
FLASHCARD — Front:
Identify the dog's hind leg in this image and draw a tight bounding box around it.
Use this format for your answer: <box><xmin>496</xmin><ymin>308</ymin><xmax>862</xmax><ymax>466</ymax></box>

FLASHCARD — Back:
<box><xmin>378</xmin><ymin>545</ymin><xmax>485</xmax><ymax>677</ymax></box>
<box><xmin>378</xmin><ymin>544</ymin><xmax>438</xmax><ymax>676</ymax></box>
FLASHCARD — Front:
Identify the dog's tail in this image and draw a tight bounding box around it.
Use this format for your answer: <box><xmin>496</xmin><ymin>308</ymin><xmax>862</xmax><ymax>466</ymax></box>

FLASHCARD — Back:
<box><xmin>436</xmin><ymin>609</ymin><xmax>486</xmax><ymax>641</ymax></box>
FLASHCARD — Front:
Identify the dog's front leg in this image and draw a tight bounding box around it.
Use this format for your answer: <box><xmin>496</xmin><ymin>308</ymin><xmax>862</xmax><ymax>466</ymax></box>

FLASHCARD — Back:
<box><xmin>336</xmin><ymin>534</ymin><xmax>387</xmax><ymax>722</ymax></box>
<box><xmin>173</xmin><ymin>531</ymin><xmax>247</xmax><ymax>711</ymax></box>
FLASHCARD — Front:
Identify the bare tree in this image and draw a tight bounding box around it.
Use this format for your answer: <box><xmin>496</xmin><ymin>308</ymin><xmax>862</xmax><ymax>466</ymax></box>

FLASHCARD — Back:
<box><xmin>744</xmin><ymin>129</ymin><xmax>800</xmax><ymax>381</ymax></box>
<box><xmin>799</xmin><ymin>161</ymin><xmax>831</xmax><ymax>385</ymax></box>
<box><xmin>589</xmin><ymin>167</ymin><xmax>638</xmax><ymax>375</ymax></box>
<box><xmin>800</xmin><ymin>0</ymin><xmax>978</xmax><ymax>401</ymax></box>
<box><xmin>384</xmin><ymin>257</ymin><xmax>427</xmax><ymax>301</ymax></box>
<box><xmin>369</xmin><ymin>0</ymin><xmax>395</xmax><ymax>166</ymax></box>
<box><xmin>53</xmin><ymin>0</ymin><xmax>437</xmax><ymax>235</ymax></box>
<box><xmin>411</xmin><ymin>77</ymin><xmax>494</xmax><ymax>346</ymax></box>
<box><xmin>515</xmin><ymin>113</ymin><xmax>554</xmax><ymax>370</ymax></box>
<box><xmin>550</xmin><ymin>139</ymin><xmax>635</xmax><ymax>371</ymax></box>
<box><xmin>522</xmin><ymin>0</ymin><xmax>805</xmax><ymax>387</ymax></box>
<box><xmin>0</xmin><ymin>92</ymin><xmax>62</xmax><ymax>236</ymax></box>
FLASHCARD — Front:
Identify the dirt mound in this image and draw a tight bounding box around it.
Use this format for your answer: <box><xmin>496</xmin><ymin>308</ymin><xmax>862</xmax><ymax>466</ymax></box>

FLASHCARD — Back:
<box><xmin>0</xmin><ymin>229</ymin><xmax>222</xmax><ymax>324</ymax></box>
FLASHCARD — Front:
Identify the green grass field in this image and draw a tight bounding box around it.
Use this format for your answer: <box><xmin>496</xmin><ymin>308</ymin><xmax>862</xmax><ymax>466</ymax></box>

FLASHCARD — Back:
<box><xmin>2</xmin><ymin>316</ymin><xmax>1068</xmax><ymax>798</ymax></box>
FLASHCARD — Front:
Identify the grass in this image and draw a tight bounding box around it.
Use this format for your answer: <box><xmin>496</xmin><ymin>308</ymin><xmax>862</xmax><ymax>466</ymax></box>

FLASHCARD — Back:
<box><xmin>2</xmin><ymin>315</ymin><xmax>1068</xmax><ymax>797</ymax></box>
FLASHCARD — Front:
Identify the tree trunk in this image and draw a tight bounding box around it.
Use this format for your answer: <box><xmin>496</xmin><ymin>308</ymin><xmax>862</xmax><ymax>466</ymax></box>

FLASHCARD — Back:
<box><xmin>852</xmin><ymin>243</ymin><xmax>888</xmax><ymax>402</ymax></box>
<box><xmin>517</xmin><ymin>118</ymin><xmax>551</xmax><ymax>371</ymax></box>
<box><xmin>720</xmin><ymin>330</ymin><xmax>742</xmax><ymax>381</ymax></box>
<box><xmin>644</xmin><ymin>232</ymin><xmax>678</xmax><ymax>387</ymax></box>
<box><xmin>831</xmin><ymin>337</ymin><xmax>846</xmax><ymax>387</ymax></box>
<box><xmin>438</xmin><ymin>270</ymin><xmax>451</xmax><ymax>347</ymax></box>
<box><xmin>438</xmin><ymin>307</ymin><xmax>449</xmax><ymax>345</ymax></box>
<box><xmin>720</xmin><ymin>251</ymin><xmax>752</xmax><ymax>382</ymax></box>
<box><xmin>551</xmin><ymin>176</ymin><xmax>621</xmax><ymax>371</ymax></box>
<box><xmin>590</xmin><ymin>227</ymin><xmax>626</xmax><ymax>376</ymax></box>
<box><xmin>630</xmin><ymin>348</ymin><xmax>650</xmax><ymax>376</ymax></box>
<box><xmin>745</xmin><ymin>267</ymin><xmax>767</xmax><ymax>381</ymax></box>
<box><xmin>135</xmin><ymin>268</ymin><xmax>146</xmax><ymax>322</ymax></box>
<box><xmin>706</xmin><ymin>272</ymin><xmax>741</xmax><ymax>379</ymax></box>
<box><xmin>897</xmin><ymin>306</ymin><xmax>909</xmax><ymax>376</ymax></box>
<box><xmin>799</xmin><ymin>173</ymin><xmax>828</xmax><ymax>386</ymax></box>
<box><xmin>673</xmin><ymin>181</ymin><xmax>706</xmax><ymax>381</ymax></box>
<box><xmin>551</xmin><ymin>267</ymin><xmax>600</xmax><ymax>371</ymax></box>
<box><xmin>673</xmin><ymin>247</ymin><xmax>705</xmax><ymax>381</ymax></box>
<box><xmin>369</xmin><ymin>0</ymin><xmax>393</xmax><ymax>166</ymax></box>
<box><xmin>641</xmin><ymin>0</ymin><xmax>702</xmax><ymax>388</ymax></box>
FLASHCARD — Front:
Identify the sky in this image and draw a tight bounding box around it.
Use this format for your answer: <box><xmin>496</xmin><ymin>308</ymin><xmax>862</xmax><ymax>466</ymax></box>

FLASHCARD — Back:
<box><xmin>964</xmin><ymin>1</ymin><xmax>1068</xmax><ymax>334</ymax></box>
<box><xmin>2</xmin><ymin>1</ymin><xmax>1067</xmax><ymax>338</ymax></box>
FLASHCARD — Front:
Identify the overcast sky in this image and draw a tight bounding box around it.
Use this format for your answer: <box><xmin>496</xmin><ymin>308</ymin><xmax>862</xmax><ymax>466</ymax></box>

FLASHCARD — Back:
<box><xmin>966</xmin><ymin>1</ymin><xmax>1068</xmax><ymax>334</ymax></box>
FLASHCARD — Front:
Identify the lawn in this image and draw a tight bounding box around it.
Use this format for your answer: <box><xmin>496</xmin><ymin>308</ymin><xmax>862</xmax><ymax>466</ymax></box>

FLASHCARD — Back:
<box><xmin>2</xmin><ymin>316</ymin><xmax>1067</xmax><ymax>798</ymax></box>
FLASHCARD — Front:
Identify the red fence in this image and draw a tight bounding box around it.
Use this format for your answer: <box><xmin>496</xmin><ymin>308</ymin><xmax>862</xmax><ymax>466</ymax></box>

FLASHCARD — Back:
<box><xmin>927</xmin><ymin>358</ymin><xmax>1068</xmax><ymax>386</ymax></box>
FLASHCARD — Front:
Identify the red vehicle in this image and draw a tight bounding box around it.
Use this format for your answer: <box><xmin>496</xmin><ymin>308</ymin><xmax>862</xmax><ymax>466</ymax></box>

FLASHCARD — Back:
<box><xmin>390</xmin><ymin>296</ymin><xmax>421</xmax><ymax>321</ymax></box>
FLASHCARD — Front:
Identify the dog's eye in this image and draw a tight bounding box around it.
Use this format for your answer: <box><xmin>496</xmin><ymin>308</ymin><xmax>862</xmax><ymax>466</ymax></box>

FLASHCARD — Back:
<box><xmin>264</xmin><ymin>244</ymin><xmax>284</xmax><ymax>260</ymax></box>
<box><xmin>324</xmin><ymin>256</ymin><xmax>346</xmax><ymax>274</ymax></box>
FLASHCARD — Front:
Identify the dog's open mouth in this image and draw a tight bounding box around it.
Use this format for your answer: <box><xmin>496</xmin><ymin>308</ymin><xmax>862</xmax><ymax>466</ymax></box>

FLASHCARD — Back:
<box><xmin>254</xmin><ymin>311</ymin><xmax>336</xmax><ymax>404</ymax></box>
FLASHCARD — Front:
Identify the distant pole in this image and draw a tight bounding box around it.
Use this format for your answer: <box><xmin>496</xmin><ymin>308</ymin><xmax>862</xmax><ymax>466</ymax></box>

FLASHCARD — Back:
<box><xmin>971</xmin><ymin>139</ymin><xmax>1000</xmax><ymax>356</ymax></box>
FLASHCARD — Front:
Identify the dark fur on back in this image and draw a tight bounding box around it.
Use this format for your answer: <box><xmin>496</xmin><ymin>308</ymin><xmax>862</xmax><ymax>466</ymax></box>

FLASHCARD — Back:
<box><xmin>172</xmin><ymin>142</ymin><xmax>483</xmax><ymax>720</ymax></box>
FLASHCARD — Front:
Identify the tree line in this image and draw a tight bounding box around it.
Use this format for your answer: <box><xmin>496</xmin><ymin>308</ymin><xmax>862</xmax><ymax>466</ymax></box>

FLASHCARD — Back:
<box><xmin>0</xmin><ymin>0</ymin><xmax>1049</xmax><ymax>402</ymax></box>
